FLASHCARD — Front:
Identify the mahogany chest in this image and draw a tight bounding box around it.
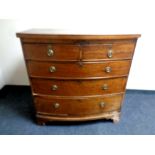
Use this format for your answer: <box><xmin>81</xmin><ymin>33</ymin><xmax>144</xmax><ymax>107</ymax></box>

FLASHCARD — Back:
<box><xmin>16</xmin><ymin>29</ymin><xmax>140</xmax><ymax>125</ymax></box>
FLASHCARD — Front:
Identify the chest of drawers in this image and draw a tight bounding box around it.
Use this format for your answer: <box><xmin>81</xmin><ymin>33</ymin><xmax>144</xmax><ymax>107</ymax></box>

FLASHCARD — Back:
<box><xmin>17</xmin><ymin>29</ymin><xmax>140</xmax><ymax>125</ymax></box>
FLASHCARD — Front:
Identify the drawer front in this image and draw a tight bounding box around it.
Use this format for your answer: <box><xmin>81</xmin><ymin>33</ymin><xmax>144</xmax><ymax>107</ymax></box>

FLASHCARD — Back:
<box><xmin>82</xmin><ymin>42</ymin><xmax>135</xmax><ymax>60</ymax></box>
<box><xmin>27</xmin><ymin>60</ymin><xmax>131</xmax><ymax>78</ymax></box>
<box><xmin>31</xmin><ymin>77</ymin><xmax>127</xmax><ymax>96</ymax></box>
<box><xmin>34</xmin><ymin>94</ymin><xmax>123</xmax><ymax>116</ymax></box>
<box><xmin>23</xmin><ymin>44</ymin><xmax>80</xmax><ymax>61</ymax></box>
<box><xmin>23</xmin><ymin>42</ymin><xmax>135</xmax><ymax>61</ymax></box>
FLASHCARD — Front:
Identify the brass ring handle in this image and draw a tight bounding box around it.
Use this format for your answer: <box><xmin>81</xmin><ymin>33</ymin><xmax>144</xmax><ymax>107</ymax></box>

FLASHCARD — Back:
<box><xmin>47</xmin><ymin>49</ymin><xmax>54</xmax><ymax>56</ymax></box>
<box><xmin>102</xmin><ymin>84</ymin><xmax>108</xmax><ymax>90</ymax></box>
<box><xmin>52</xmin><ymin>85</ymin><xmax>58</xmax><ymax>91</ymax></box>
<box><xmin>107</xmin><ymin>49</ymin><xmax>113</xmax><ymax>58</ymax></box>
<box><xmin>100</xmin><ymin>102</ymin><xmax>105</xmax><ymax>108</ymax></box>
<box><xmin>49</xmin><ymin>66</ymin><xmax>56</xmax><ymax>72</ymax></box>
<box><xmin>47</xmin><ymin>45</ymin><xmax>54</xmax><ymax>56</ymax></box>
<box><xmin>105</xmin><ymin>66</ymin><xmax>112</xmax><ymax>73</ymax></box>
<box><xmin>53</xmin><ymin>103</ymin><xmax>60</xmax><ymax>109</ymax></box>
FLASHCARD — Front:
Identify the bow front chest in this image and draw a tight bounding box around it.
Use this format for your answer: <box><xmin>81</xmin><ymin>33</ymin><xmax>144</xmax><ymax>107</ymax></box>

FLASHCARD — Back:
<box><xmin>17</xmin><ymin>29</ymin><xmax>140</xmax><ymax>125</ymax></box>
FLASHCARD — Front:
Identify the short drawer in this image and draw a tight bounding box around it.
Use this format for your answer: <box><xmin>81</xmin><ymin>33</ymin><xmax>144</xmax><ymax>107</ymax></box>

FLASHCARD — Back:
<box><xmin>23</xmin><ymin>43</ymin><xmax>80</xmax><ymax>61</ymax></box>
<box><xmin>34</xmin><ymin>94</ymin><xmax>123</xmax><ymax>116</ymax></box>
<box><xmin>27</xmin><ymin>60</ymin><xmax>131</xmax><ymax>79</ymax></box>
<box><xmin>31</xmin><ymin>77</ymin><xmax>127</xmax><ymax>96</ymax></box>
<box><xmin>82</xmin><ymin>42</ymin><xmax>135</xmax><ymax>60</ymax></box>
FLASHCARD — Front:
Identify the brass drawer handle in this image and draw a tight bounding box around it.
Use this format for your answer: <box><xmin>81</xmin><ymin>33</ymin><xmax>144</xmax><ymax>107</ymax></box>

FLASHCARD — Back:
<box><xmin>105</xmin><ymin>66</ymin><xmax>112</xmax><ymax>73</ymax></box>
<box><xmin>47</xmin><ymin>45</ymin><xmax>54</xmax><ymax>56</ymax></box>
<box><xmin>47</xmin><ymin>49</ymin><xmax>54</xmax><ymax>56</ymax></box>
<box><xmin>51</xmin><ymin>85</ymin><xmax>58</xmax><ymax>91</ymax></box>
<box><xmin>107</xmin><ymin>49</ymin><xmax>113</xmax><ymax>58</ymax></box>
<box><xmin>49</xmin><ymin>66</ymin><xmax>56</xmax><ymax>72</ymax></box>
<box><xmin>100</xmin><ymin>102</ymin><xmax>105</xmax><ymax>108</ymax></box>
<box><xmin>53</xmin><ymin>103</ymin><xmax>60</xmax><ymax>109</ymax></box>
<box><xmin>102</xmin><ymin>84</ymin><xmax>108</xmax><ymax>90</ymax></box>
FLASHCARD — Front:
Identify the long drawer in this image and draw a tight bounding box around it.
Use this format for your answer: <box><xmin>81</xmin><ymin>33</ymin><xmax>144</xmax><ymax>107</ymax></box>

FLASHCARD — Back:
<box><xmin>27</xmin><ymin>60</ymin><xmax>131</xmax><ymax>79</ymax></box>
<box><xmin>34</xmin><ymin>94</ymin><xmax>123</xmax><ymax>116</ymax></box>
<box><xmin>31</xmin><ymin>77</ymin><xmax>127</xmax><ymax>96</ymax></box>
<box><xmin>23</xmin><ymin>42</ymin><xmax>135</xmax><ymax>61</ymax></box>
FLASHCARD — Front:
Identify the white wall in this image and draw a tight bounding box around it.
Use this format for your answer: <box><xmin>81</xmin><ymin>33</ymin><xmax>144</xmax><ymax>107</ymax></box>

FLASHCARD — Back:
<box><xmin>0</xmin><ymin>69</ymin><xmax>4</xmax><ymax>89</ymax></box>
<box><xmin>0</xmin><ymin>0</ymin><xmax>155</xmax><ymax>90</ymax></box>
<box><xmin>0</xmin><ymin>20</ymin><xmax>29</xmax><ymax>87</ymax></box>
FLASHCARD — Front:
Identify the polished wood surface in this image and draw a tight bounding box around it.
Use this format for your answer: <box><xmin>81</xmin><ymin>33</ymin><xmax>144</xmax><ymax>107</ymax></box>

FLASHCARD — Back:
<box><xmin>31</xmin><ymin>78</ymin><xmax>127</xmax><ymax>96</ymax></box>
<box><xmin>17</xmin><ymin>29</ymin><xmax>141</xmax><ymax>40</ymax></box>
<box><xmin>82</xmin><ymin>42</ymin><xmax>135</xmax><ymax>60</ymax></box>
<box><xmin>27</xmin><ymin>60</ymin><xmax>131</xmax><ymax>79</ymax></box>
<box><xmin>36</xmin><ymin>111</ymin><xmax>120</xmax><ymax>123</ymax></box>
<box><xmin>16</xmin><ymin>29</ymin><xmax>140</xmax><ymax>124</ymax></box>
<box><xmin>23</xmin><ymin>43</ymin><xmax>80</xmax><ymax>61</ymax></box>
<box><xmin>34</xmin><ymin>94</ymin><xmax>123</xmax><ymax>116</ymax></box>
<box><xmin>23</xmin><ymin>42</ymin><xmax>135</xmax><ymax>61</ymax></box>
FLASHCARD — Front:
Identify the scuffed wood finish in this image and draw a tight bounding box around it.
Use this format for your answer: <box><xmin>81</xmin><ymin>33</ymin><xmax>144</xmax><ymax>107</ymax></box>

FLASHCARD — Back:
<box><xmin>34</xmin><ymin>94</ymin><xmax>123</xmax><ymax>116</ymax></box>
<box><xmin>31</xmin><ymin>78</ymin><xmax>127</xmax><ymax>96</ymax></box>
<box><xmin>27</xmin><ymin>60</ymin><xmax>131</xmax><ymax>79</ymax></box>
<box><xmin>16</xmin><ymin>29</ymin><xmax>140</xmax><ymax>125</ymax></box>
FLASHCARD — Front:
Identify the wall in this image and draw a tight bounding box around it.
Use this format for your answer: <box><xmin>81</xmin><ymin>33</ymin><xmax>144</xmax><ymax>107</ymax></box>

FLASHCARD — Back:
<box><xmin>0</xmin><ymin>20</ymin><xmax>29</xmax><ymax>88</ymax></box>
<box><xmin>0</xmin><ymin>69</ymin><xmax>4</xmax><ymax>89</ymax></box>
<box><xmin>0</xmin><ymin>0</ymin><xmax>155</xmax><ymax>90</ymax></box>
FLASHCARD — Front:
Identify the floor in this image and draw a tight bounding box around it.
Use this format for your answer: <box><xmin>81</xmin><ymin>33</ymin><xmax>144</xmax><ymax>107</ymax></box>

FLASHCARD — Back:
<box><xmin>0</xmin><ymin>86</ymin><xmax>155</xmax><ymax>135</ymax></box>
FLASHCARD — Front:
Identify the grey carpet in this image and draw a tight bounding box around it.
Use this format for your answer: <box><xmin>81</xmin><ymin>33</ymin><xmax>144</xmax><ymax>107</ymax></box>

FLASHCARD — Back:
<box><xmin>0</xmin><ymin>86</ymin><xmax>155</xmax><ymax>135</ymax></box>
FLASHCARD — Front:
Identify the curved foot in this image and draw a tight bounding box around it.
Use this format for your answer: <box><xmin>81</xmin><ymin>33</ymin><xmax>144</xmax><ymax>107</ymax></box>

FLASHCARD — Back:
<box><xmin>38</xmin><ymin>122</ymin><xmax>46</xmax><ymax>126</ymax></box>
<box><xmin>37</xmin><ymin>119</ymin><xmax>46</xmax><ymax>126</ymax></box>
<box><xmin>112</xmin><ymin>112</ymin><xmax>120</xmax><ymax>123</ymax></box>
<box><xmin>112</xmin><ymin>117</ymin><xmax>120</xmax><ymax>123</ymax></box>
